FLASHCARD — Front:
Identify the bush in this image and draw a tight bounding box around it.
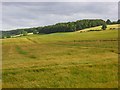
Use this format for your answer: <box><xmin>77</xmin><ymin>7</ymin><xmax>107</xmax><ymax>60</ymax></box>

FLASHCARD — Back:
<box><xmin>33</xmin><ymin>30</ymin><xmax>38</xmax><ymax>34</ymax></box>
<box><xmin>6</xmin><ymin>35</ymin><xmax>11</xmax><ymax>38</ymax></box>
<box><xmin>102</xmin><ymin>24</ymin><xmax>107</xmax><ymax>30</ymax></box>
<box><xmin>21</xmin><ymin>30</ymin><xmax>28</xmax><ymax>36</ymax></box>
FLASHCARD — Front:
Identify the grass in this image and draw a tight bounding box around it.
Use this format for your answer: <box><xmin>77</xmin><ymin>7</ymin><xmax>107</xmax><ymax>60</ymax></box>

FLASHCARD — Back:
<box><xmin>16</xmin><ymin>46</ymin><xmax>28</xmax><ymax>55</ymax></box>
<box><xmin>78</xmin><ymin>24</ymin><xmax>119</xmax><ymax>31</ymax></box>
<box><xmin>2</xmin><ymin>24</ymin><xmax>118</xmax><ymax>88</ymax></box>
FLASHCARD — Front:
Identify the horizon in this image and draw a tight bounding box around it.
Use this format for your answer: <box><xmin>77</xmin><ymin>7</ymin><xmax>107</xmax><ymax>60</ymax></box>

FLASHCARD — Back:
<box><xmin>1</xmin><ymin>18</ymin><xmax>117</xmax><ymax>31</ymax></box>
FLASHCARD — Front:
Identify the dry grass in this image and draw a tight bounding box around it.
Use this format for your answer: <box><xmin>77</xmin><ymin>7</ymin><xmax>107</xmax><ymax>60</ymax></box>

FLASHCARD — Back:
<box><xmin>2</xmin><ymin>25</ymin><xmax>118</xmax><ymax>88</ymax></box>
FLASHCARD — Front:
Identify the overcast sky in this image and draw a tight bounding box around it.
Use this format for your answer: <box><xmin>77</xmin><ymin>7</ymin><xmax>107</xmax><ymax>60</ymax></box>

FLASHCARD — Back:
<box><xmin>2</xmin><ymin>2</ymin><xmax>118</xmax><ymax>31</ymax></box>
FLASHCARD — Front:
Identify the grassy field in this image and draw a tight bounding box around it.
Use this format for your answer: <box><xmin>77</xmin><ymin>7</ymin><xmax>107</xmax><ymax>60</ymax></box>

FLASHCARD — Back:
<box><xmin>2</xmin><ymin>24</ymin><xmax>118</xmax><ymax>88</ymax></box>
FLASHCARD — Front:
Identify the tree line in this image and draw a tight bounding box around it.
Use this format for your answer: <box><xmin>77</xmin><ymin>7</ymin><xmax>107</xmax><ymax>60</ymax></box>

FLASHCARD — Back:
<box><xmin>1</xmin><ymin>19</ymin><xmax>119</xmax><ymax>38</ymax></box>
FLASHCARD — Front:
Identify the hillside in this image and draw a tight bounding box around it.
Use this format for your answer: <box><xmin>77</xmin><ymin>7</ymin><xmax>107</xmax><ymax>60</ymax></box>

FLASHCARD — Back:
<box><xmin>77</xmin><ymin>24</ymin><xmax>118</xmax><ymax>32</ymax></box>
<box><xmin>2</xmin><ymin>24</ymin><xmax>118</xmax><ymax>88</ymax></box>
<box><xmin>2</xmin><ymin>19</ymin><xmax>106</xmax><ymax>38</ymax></box>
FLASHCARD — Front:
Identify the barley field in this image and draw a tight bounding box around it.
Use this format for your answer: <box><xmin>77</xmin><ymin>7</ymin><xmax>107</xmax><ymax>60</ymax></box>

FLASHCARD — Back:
<box><xmin>2</xmin><ymin>24</ymin><xmax>118</xmax><ymax>88</ymax></box>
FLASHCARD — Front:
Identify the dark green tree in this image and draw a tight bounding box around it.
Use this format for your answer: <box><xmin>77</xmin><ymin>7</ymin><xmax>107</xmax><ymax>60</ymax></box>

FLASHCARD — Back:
<box><xmin>33</xmin><ymin>30</ymin><xmax>38</xmax><ymax>34</ymax></box>
<box><xmin>1</xmin><ymin>35</ymin><xmax>4</xmax><ymax>39</ymax></box>
<box><xmin>21</xmin><ymin>30</ymin><xmax>28</xmax><ymax>36</ymax></box>
<box><xmin>102</xmin><ymin>24</ymin><xmax>107</xmax><ymax>30</ymax></box>
<box><xmin>6</xmin><ymin>34</ymin><xmax>11</xmax><ymax>38</ymax></box>
<box><xmin>106</xmin><ymin>19</ymin><xmax>111</xmax><ymax>24</ymax></box>
<box><xmin>117</xmin><ymin>19</ymin><xmax>120</xmax><ymax>24</ymax></box>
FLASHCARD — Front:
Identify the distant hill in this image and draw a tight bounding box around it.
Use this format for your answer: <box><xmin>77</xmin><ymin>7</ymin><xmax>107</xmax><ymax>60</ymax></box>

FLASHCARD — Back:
<box><xmin>1</xmin><ymin>19</ymin><xmax>106</xmax><ymax>38</ymax></box>
<box><xmin>1</xmin><ymin>19</ymin><xmax>119</xmax><ymax>38</ymax></box>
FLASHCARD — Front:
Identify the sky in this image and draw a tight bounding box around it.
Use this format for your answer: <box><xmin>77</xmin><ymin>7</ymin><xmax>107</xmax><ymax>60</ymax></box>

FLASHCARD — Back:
<box><xmin>1</xmin><ymin>1</ymin><xmax>118</xmax><ymax>31</ymax></box>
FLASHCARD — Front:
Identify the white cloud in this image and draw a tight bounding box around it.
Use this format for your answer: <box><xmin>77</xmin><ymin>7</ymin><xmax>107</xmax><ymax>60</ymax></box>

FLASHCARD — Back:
<box><xmin>2</xmin><ymin>2</ymin><xmax>118</xmax><ymax>31</ymax></box>
<box><xmin>1</xmin><ymin>0</ymin><xmax>120</xmax><ymax>2</ymax></box>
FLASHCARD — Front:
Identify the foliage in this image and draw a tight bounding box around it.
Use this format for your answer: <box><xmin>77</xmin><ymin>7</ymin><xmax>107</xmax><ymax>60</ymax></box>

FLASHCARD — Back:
<box><xmin>6</xmin><ymin>34</ymin><xmax>11</xmax><ymax>38</ymax></box>
<box><xmin>106</xmin><ymin>19</ymin><xmax>111</xmax><ymax>24</ymax></box>
<box><xmin>21</xmin><ymin>30</ymin><xmax>28</xmax><ymax>36</ymax></box>
<box><xmin>117</xmin><ymin>19</ymin><xmax>120</xmax><ymax>24</ymax></box>
<box><xmin>37</xmin><ymin>19</ymin><xmax>106</xmax><ymax>34</ymax></box>
<box><xmin>33</xmin><ymin>30</ymin><xmax>38</xmax><ymax>34</ymax></box>
<box><xmin>102</xmin><ymin>24</ymin><xmax>107</xmax><ymax>30</ymax></box>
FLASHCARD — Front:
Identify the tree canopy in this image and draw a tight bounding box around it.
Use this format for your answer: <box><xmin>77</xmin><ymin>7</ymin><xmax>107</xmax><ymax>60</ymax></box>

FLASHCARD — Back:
<box><xmin>106</xmin><ymin>19</ymin><xmax>111</xmax><ymax>24</ymax></box>
<box><xmin>102</xmin><ymin>24</ymin><xmax>107</xmax><ymax>30</ymax></box>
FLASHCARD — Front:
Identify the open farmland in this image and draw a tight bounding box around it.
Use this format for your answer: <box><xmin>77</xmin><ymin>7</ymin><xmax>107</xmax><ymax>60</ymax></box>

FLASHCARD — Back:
<box><xmin>2</xmin><ymin>24</ymin><xmax>118</xmax><ymax>88</ymax></box>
